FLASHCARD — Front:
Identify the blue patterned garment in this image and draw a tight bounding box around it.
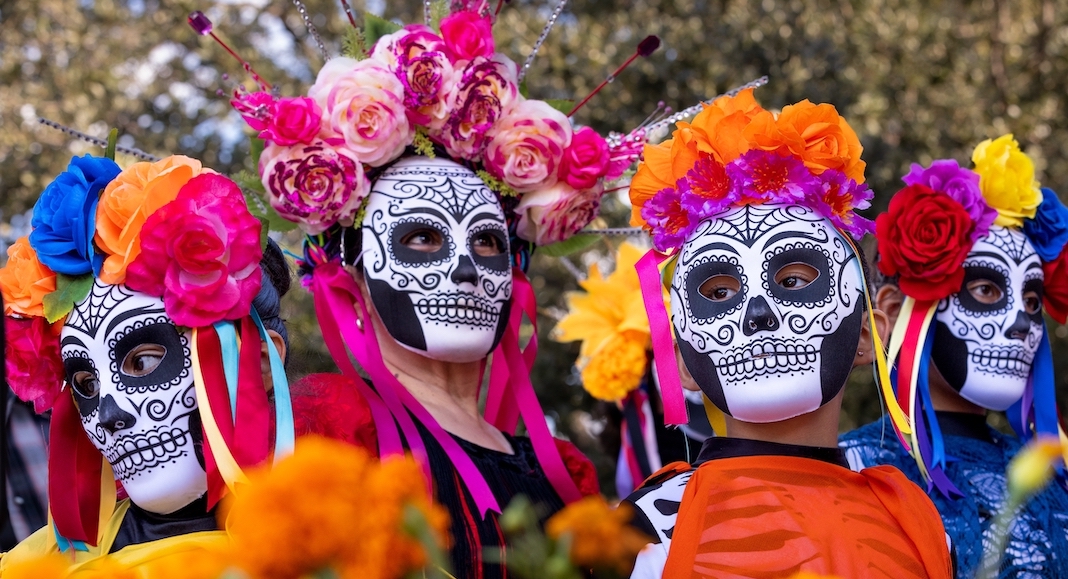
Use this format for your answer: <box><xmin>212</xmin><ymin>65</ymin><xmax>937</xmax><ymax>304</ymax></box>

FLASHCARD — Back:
<box><xmin>840</xmin><ymin>414</ymin><xmax>1068</xmax><ymax>579</ymax></box>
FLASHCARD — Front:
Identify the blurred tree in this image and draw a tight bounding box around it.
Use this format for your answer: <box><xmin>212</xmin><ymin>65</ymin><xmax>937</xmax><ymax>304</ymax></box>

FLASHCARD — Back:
<box><xmin>3</xmin><ymin>0</ymin><xmax>1068</xmax><ymax>494</ymax></box>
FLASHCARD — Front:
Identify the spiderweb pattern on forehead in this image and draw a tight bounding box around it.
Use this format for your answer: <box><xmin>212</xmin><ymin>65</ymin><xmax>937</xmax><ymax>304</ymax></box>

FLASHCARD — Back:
<box><xmin>981</xmin><ymin>227</ymin><xmax>1037</xmax><ymax>264</ymax></box>
<box><xmin>373</xmin><ymin>166</ymin><xmax>500</xmax><ymax>223</ymax></box>
<box><xmin>63</xmin><ymin>283</ymin><xmax>137</xmax><ymax>339</ymax></box>
<box><xmin>694</xmin><ymin>205</ymin><xmax>825</xmax><ymax>249</ymax></box>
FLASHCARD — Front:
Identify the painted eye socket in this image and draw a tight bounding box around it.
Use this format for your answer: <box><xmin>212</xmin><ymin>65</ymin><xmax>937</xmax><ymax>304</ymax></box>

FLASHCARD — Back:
<box><xmin>471</xmin><ymin>230</ymin><xmax>504</xmax><ymax>257</ymax></box>
<box><xmin>121</xmin><ymin>344</ymin><xmax>166</xmax><ymax>377</ymax></box>
<box><xmin>400</xmin><ymin>228</ymin><xmax>445</xmax><ymax>253</ymax></box>
<box><xmin>1023</xmin><ymin>291</ymin><xmax>1042</xmax><ymax>315</ymax></box>
<box><xmin>699</xmin><ymin>275</ymin><xmax>742</xmax><ymax>302</ymax></box>
<box><xmin>966</xmin><ymin>279</ymin><xmax>1003</xmax><ymax>304</ymax></box>
<box><xmin>774</xmin><ymin>262</ymin><xmax>819</xmax><ymax>290</ymax></box>
<box><xmin>72</xmin><ymin>370</ymin><xmax>101</xmax><ymax>399</ymax></box>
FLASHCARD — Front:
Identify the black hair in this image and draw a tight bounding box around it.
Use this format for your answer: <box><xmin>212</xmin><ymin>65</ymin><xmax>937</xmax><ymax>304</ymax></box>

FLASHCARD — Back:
<box><xmin>252</xmin><ymin>238</ymin><xmax>292</xmax><ymax>366</ymax></box>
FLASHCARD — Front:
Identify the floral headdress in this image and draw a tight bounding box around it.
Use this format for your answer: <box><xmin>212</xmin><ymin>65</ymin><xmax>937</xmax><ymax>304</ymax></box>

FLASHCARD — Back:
<box><xmin>0</xmin><ymin>153</ymin><xmax>294</xmax><ymax>547</ymax></box>
<box><xmin>875</xmin><ymin>134</ymin><xmax>1068</xmax><ymax>495</ymax></box>
<box><xmin>628</xmin><ymin>90</ymin><xmax>906</xmax><ymax>438</ymax></box>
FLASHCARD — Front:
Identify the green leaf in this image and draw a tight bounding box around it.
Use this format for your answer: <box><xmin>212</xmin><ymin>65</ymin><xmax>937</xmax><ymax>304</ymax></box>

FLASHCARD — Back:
<box><xmin>233</xmin><ymin>170</ymin><xmax>266</xmax><ymax>195</ymax></box>
<box><xmin>257</xmin><ymin>216</ymin><xmax>270</xmax><ymax>251</ymax></box>
<box><xmin>545</xmin><ymin>99</ymin><xmax>574</xmax><ymax>115</ymax></box>
<box><xmin>518</xmin><ymin>80</ymin><xmax>530</xmax><ymax>99</ymax></box>
<box><xmin>363</xmin><ymin>13</ymin><xmax>402</xmax><ymax>47</ymax></box>
<box><xmin>249</xmin><ymin>136</ymin><xmax>265</xmax><ymax>167</ymax></box>
<box><xmin>42</xmin><ymin>274</ymin><xmax>94</xmax><ymax>323</ymax></box>
<box><xmin>429</xmin><ymin>0</ymin><xmax>449</xmax><ymax>29</ymax></box>
<box><xmin>536</xmin><ymin>234</ymin><xmax>600</xmax><ymax>257</ymax></box>
<box><xmin>341</xmin><ymin>26</ymin><xmax>369</xmax><ymax>60</ymax></box>
<box><xmin>105</xmin><ymin>128</ymin><xmax>118</xmax><ymax>160</ymax></box>
<box><xmin>264</xmin><ymin>205</ymin><xmax>298</xmax><ymax>232</ymax></box>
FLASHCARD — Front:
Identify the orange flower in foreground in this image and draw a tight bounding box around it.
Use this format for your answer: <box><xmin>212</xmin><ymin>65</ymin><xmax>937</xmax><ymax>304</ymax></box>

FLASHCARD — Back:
<box><xmin>94</xmin><ymin>155</ymin><xmax>207</xmax><ymax>285</ymax></box>
<box><xmin>2</xmin><ymin>553</ymin><xmax>68</xmax><ymax>579</ymax></box>
<box><xmin>775</xmin><ymin>100</ymin><xmax>866</xmax><ymax>183</ymax></box>
<box><xmin>547</xmin><ymin>496</ymin><xmax>652</xmax><ymax>575</ymax></box>
<box><xmin>0</xmin><ymin>237</ymin><xmax>57</xmax><ymax>317</ymax></box>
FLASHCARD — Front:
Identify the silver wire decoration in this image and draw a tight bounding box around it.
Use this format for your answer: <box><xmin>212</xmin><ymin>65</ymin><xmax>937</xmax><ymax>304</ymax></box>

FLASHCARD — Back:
<box><xmin>292</xmin><ymin>0</ymin><xmax>330</xmax><ymax>61</ymax></box>
<box><xmin>578</xmin><ymin>227</ymin><xmax>645</xmax><ymax>236</ymax></box>
<box><xmin>643</xmin><ymin>76</ymin><xmax>770</xmax><ymax>141</ymax></box>
<box><xmin>424</xmin><ymin>0</ymin><xmax>433</xmax><ymax>24</ymax></box>
<box><xmin>517</xmin><ymin>0</ymin><xmax>569</xmax><ymax>83</ymax></box>
<box><xmin>38</xmin><ymin>118</ymin><xmax>160</xmax><ymax>161</ymax></box>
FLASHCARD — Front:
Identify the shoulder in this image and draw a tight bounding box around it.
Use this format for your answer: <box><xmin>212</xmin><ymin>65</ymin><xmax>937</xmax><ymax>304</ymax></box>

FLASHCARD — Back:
<box><xmin>290</xmin><ymin>373</ymin><xmax>378</xmax><ymax>455</ymax></box>
<box><xmin>1</xmin><ymin>524</ymin><xmax>60</xmax><ymax>570</ymax></box>
<box><xmin>552</xmin><ymin>439</ymin><xmax>601</xmax><ymax>497</ymax></box>
<box><xmin>623</xmin><ymin>463</ymin><xmax>694</xmax><ymax>549</ymax></box>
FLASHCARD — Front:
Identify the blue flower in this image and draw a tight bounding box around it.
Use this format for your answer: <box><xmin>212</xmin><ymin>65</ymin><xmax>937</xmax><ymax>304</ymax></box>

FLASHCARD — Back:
<box><xmin>1023</xmin><ymin>188</ymin><xmax>1068</xmax><ymax>262</ymax></box>
<box><xmin>29</xmin><ymin>155</ymin><xmax>121</xmax><ymax>275</ymax></box>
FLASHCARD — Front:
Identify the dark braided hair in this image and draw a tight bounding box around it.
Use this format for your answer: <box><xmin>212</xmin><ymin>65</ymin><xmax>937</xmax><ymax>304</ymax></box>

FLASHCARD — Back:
<box><xmin>252</xmin><ymin>238</ymin><xmax>292</xmax><ymax>365</ymax></box>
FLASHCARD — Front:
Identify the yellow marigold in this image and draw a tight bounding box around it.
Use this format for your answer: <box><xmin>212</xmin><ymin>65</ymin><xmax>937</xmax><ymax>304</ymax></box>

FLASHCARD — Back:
<box><xmin>972</xmin><ymin>134</ymin><xmax>1041</xmax><ymax>227</ymax></box>
<box><xmin>65</xmin><ymin>556</ymin><xmax>138</xmax><ymax>579</ymax></box>
<box><xmin>546</xmin><ymin>496</ymin><xmax>651</xmax><ymax>575</ymax></box>
<box><xmin>2</xmin><ymin>553</ymin><xmax>68</xmax><ymax>579</ymax></box>
<box><xmin>1007</xmin><ymin>435</ymin><xmax>1066</xmax><ymax>503</ymax></box>
<box><xmin>580</xmin><ymin>332</ymin><xmax>648</xmax><ymax>402</ymax></box>
<box><xmin>0</xmin><ymin>237</ymin><xmax>56</xmax><ymax>318</ymax></box>
<box><xmin>224</xmin><ymin>435</ymin><xmax>449</xmax><ymax>579</ymax></box>
<box><xmin>136</xmin><ymin>546</ymin><xmax>234</xmax><ymax>579</ymax></box>
<box><xmin>94</xmin><ymin>155</ymin><xmax>207</xmax><ymax>285</ymax></box>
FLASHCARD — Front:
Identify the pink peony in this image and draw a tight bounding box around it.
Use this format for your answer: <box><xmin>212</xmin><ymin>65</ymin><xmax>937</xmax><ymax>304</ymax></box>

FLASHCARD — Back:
<box><xmin>439</xmin><ymin>10</ymin><xmax>495</xmax><ymax>62</ymax></box>
<box><xmin>232</xmin><ymin>91</ymin><xmax>276</xmax><ymax>132</ymax></box>
<box><xmin>5</xmin><ymin>315</ymin><xmax>64</xmax><ymax>414</ymax></box>
<box><xmin>484</xmin><ymin>99</ymin><xmax>571</xmax><ymax>193</ymax></box>
<box><xmin>437</xmin><ymin>54</ymin><xmax>519</xmax><ymax>160</ymax></box>
<box><xmin>259</xmin><ymin>141</ymin><xmax>370</xmax><ymax>235</ymax></box>
<box><xmin>308</xmin><ymin>57</ymin><xmax>413</xmax><ymax>167</ymax></box>
<box><xmin>558</xmin><ymin>127</ymin><xmax>609</xmax><ymax>190</ymax></box>
<box><xmin>372</xmin><ymin>26</ymin><xmax>457</xmax><ymax>130</ymax></box>
<box><xmin>125</xmin><ymin>174</ymin><xmax>263</xmax><ymax>328</ymax></box>
<box><xmin>260</xmin><ymin>96</ymin><xmax>322</xmax><ymax>146</ymax></box>
<box><xmin>514</xmin><ymin>181</ymin><xmax>603</xmax><ymax>246</ymax></box>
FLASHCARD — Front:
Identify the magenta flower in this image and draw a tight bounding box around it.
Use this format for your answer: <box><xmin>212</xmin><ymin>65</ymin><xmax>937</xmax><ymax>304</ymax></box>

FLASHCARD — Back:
<box><xmin>726</xmin><ymin>149</ymin><xmax>819</xmax><ymax>205</ymax></box>
<box><xmin>260</xmin><ymin>96</ymin><xmax>322</xmax><ymax>146</ymax></box>
<box><xmin>439</xmin><ymin>10</ymin><xmax>495</xmax><ymax>62</ymax></box>
<box><xmin>558</xmin><ymin>127</ymin><xmax>610</xmax><ymax>190</ymax></box>
<box><xmin>810</xmin><ymin>170</ymin><xmax>875</xmax><ymax>239</ymax></box>
<box><xmin>373</xmin><ymin>27</ymin><xmax>457</xmax><ymax>130</ymax></box>
<box><xmin>903</xmin><ymin>159</ymin><xmax>995</xmax><ymax>242</ymax></box>
<box><xmin>642</xmin><ymin>183</ymin><xmax>695</xmax><ymax>252</ymax></box>
<box><xmin>438</xmin><ymin>54</ymin><xmax>519</xmax><ymax>160</ymax></box>
<box><xmin>260</xmin><ymin>141</ymin><xmax>370</xmax><ymax>235</ymax></box>
<box><xmin>232</xmin><ymin>91</ymin><xmax>276</xmax><ymax>132</ymax></box>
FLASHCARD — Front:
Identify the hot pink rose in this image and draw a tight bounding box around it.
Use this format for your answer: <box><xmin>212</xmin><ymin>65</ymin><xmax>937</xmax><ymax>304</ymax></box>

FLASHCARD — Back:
<box><xmin>260</xmin><ymin>140</ymin><xmax>369</xmax><ymax>235</ymax></box>
<box><xmin>5</xmin><ymin>315</ymin><xmax>64</xmax><ymax>414</ymax></box>
<box><xmin>232</xmin><ymin>91</ymin><xmax>275</xmax><ymax>132</ymax></box>
<box><xmin>559</xmin><ymin>126</ymin><xmax>609</xmax><ymax>190</ymax></box>
<box><xmin>125</xmin><ymin>174</ymin><xmax>263</xmax><ymax>328</ymax></box>
<box><xmin>437</xmin><ymin>55</ymin><xmax>519</xmax><ymax>160</ymax></box>
<box><xmin>485</xmin><ymin>99</ymin><xmax>572</xmax><ymax>193</ymax></box>
<box><xmin>260</xmin><ymin>96</ymin><xmax>322</xmax><ymax>146</ymax></box>
<box><xmin>514</xmin><ymin>181</ymin><xmax>603</xmax><ymax>245</ymax></box>
<box><xmin>439</xmin><ymin>10</ymin><xmax>495</xmax><ymax>62</ymax></box>
<box><xmin>372</xmin><ymin>26</ymin><xmax>457</xmax><ymax>130</ymax></box>
<box><xmin>308</xmin><ymin>57</ymin><xmax>412</xmax><ymax>167</ymax></box>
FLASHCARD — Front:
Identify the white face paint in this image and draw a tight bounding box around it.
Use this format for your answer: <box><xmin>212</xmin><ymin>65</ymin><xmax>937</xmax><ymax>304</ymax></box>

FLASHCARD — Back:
<box><xmin>61</xmin><ymin>281</ymin><xmax>206</xmax><ymax>515</ymax></box>
<box><xmin>670</xmin><ymin>204</ymin><xmax>866</xmax><ymax>423</ymax></box>
<box><xmin>932</xmin><ymin>226</ymin><xmax>1044</xmax><ymax>410</ymax></box>
<box><xmin>361</xmin><ymin>156</ymin><xmax>512</xmax><ymax>363</ymax></box>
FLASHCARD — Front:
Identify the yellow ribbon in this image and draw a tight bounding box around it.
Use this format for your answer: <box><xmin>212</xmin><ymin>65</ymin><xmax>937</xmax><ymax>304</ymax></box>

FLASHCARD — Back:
<box><xmin>190</xmin><ymin>328</ymin><xmax>248</xmax><ymax>492</ymax></box>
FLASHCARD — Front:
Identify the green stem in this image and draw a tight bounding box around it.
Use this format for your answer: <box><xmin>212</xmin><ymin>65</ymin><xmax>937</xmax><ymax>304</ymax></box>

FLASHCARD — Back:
<box><xmin>976</xmin><ymin>496</ymin><xmax>1021</xmax><ymax>579</ymax></box>
<box><xmin>105</xmin><ymin>128</ymin><xmax>118</xmax><ymax>160</ymax></box>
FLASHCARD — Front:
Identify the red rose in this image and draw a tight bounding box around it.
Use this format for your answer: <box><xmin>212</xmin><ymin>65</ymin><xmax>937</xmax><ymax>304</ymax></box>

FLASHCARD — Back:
<box><xmin>5</xmin><ymin>316</ymin><xmax>64</xmax><ymax>414</ymax></box>
<box><xmin>1042</xmin><ymin>248</ymin><xmax>1068</xmax><ymax>323</ymax></box>
<box><xmin>876</xmin><ymin>184</ymin><xmax>974</xmax><ymax>301</ymax></box>
<box><xmin>559</xmin><ymin>127</ymin><xmax>610</xmax><ymax>190</ymax></box>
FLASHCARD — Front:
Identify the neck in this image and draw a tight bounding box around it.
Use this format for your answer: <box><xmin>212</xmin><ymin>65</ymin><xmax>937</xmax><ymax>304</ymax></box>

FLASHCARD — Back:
<box><xmin>723</xmin><ymin>391</ymin><xmax>843</xmax><ymax>448</ymax></box>
<box><xmin>928</xmin><ymin>361</ymin><xmax>986</xmax><ymax>415</ymax></box>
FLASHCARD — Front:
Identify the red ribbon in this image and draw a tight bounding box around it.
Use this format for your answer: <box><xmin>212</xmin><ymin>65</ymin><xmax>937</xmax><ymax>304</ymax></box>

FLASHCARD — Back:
<box><xmin>48</xmin><ymin>393</ymin><xmax>103</xmax><ymax>545</ymax></box>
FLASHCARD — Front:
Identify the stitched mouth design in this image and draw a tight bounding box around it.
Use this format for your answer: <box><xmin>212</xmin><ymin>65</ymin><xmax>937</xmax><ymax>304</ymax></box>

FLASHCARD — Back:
<box><xmin>415</xmin><ymin>292</ymin><xmax>499</xmax><ymax>327</ymax></box>
<box><xmin>714</xmin><ymin>338</ymin><xmax>817</xmax><ymax>380</ymax></box>
<box><xmin>103</xmin><ymin>426</ymin><xmax>190</xmax><ymax>481</ymax></box>
<box><xmin>969</xmin><ymin>347</ymin><xmax>1032</xmax><ymax>378</ymax></box>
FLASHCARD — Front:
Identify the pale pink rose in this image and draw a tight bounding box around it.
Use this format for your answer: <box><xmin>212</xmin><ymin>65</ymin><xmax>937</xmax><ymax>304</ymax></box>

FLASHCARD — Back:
<box><xmin>371</xmin><ymin>25</ymin><xmax>446</xmax><ymax>65</ymax></box>
<box><xmin>232</xmin><ymin>91</ymin><xmax>276</xmax><ymax>132</ymax></box>
<box><xmin>439</xmin><ymin>10</ymin><xmax>495</xmax><ymax>62</ymax></box>
<box><xmin>559</xmin><ymin>126</ymin><xmax>609</xmax><ymax>190</ymax></box>
<box><xmin>259</xmin><ymin>140</ymin><xmax>370</xmax><ymax>235</ymax></box>
<box><xmin>371</xmin><ymin>26</ymin><xmax>457</xmax><ymax>130</ymax></box>
<box><xmin>484</xmin><ymin>99</ymin><xmax>572</xmax><ymax>193</ymax></box>
<box><xmin>437</xmin><ymin>54</ymin><xmax>520</xmax><ymax>160</ymax></box>
<box><xmin>514</xmin><ymin>181</ymin><xmax>603</xmax><ymax>246</ymax></box>
<box><xmin>308</xmin><ymin>57</ymin><xmax>412</xmax><ymax>167</ymax></box>
<box><xmin>260</xmin><ymin>96</ymin><xmax>322</xmax><ymax>146</ymax></box>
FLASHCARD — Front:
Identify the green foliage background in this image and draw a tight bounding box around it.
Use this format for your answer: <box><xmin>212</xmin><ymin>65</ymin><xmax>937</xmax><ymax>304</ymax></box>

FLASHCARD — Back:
<box><xmin>3</xmin><ymin>0</ymin><xmax>1068</xmax><ymax>494</ymax></box>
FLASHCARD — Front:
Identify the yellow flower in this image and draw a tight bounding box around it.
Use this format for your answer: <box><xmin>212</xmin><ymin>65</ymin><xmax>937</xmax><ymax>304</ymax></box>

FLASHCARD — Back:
<box><xmin>972</xmin><ymin>134</ymin><xmax>1041</xmax><ymax>227</ymax></box>
<box><xmin>135</xmin><ymin>546</ymin><xmax>234</xmax><ymax>579</ymax></box>
<box><xmin>546</xmin><ymin>496</ymin><xmax>652</xmax><ymax>575</ymax></box>
<box><xmin>1007</xmin><ymin>435</ymin><xmax>1066</xmax><ymax>502</ymax></box>
<box><xmin>2</xmin><ymin>553</ymin><xmax>68</xmax><ymax>579</ymax></box>
<box><xmin>580</xmin><ymin>332</ymin><xmax>649</xmax><ymax>402</ymax></box>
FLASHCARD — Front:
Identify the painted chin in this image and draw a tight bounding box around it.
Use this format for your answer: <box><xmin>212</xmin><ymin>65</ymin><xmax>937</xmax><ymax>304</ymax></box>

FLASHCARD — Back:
<box><xmin>958</xmin><ymin>372</ymin><xmax>1030</xmax><ymax>411</ymax></box>
<box><xmin>721</xmin><ymin>375</ymin><xmax>824</xmax><ymax>423</ymax></box>
<box><xmin>103</xmin><ymin>424</ymin><xmax>195</xmax><ymax>483</ymax></box>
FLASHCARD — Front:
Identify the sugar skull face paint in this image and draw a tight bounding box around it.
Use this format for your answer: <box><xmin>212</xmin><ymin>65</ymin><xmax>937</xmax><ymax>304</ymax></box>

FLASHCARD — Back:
<box><xmin>360</xmin><ymin>156</ymin><xmax>512</xmax><ymax>363</ymax></box>
<box><xmin>61</xmin><ymin>280</ymin><xmax>206</xmax><ymax>515</ymax></box>
<box><xmin>670</xmin><ymin>204</ymin><xmax>865</xmax><ymax>423</ymax></box>
<box><xmin>932</xmin><ymin>226</ymin><xmax>1043</xmax><ymax>410</ymax></box>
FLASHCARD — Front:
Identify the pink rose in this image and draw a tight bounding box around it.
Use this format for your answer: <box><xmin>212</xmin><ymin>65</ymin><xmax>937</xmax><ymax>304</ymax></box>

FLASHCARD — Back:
<box><xmin>438</xmin><ymin>55</ymin><xmax>520</xmax><ymax>160</ymax></box>
<box><xmin>260</xmin><ymin>141</ymin><xmax>370</xmax><ymax>235</ymax></box>
<box><xmin>125</xmin><ymin>174</ymin><xmax>263</xmax><ymax>328</ymax></box>
<box><xmin>372</xmin><ymin>26</ymin><xmax>457</xmax><ymax>130</ymax></box>
<box><xmin>559</xmin><ymin>126</ymin><xmax>609</xmax><ymax>190</ymax></box>
<box><xmin>514</xmin><ymin>181</ymin><xmax>603</xmax><ymax>245</ymax></box>
<box><xmin>232</xmin><ymin>91</ymin><xmax>276</xmax><ymax>132</ymax></box>
<box><xmin>439</xmin><ymin>10</ymin><xmax>495</xmax><ymax>62</ymax></box>
<box><xmin>260</xmin><ymin>96</ymin><xmax>322</xmax><ymax>146</ymax></box>
<box><xmin>5</xmin><ymin>315</ymin><xmax>64</xmax><ymax>414</ymax></box>
<box><xmin>485</xmin><ymin>99</ymin><xmax>572</xmax><ymax>193</ymax></box>
<box><xmin>308</xmin><ymin>57</ymin><xmax>412</xmax><ymax>167</ymax></box>
<box><xmin>371</xmin><ymin>25</ymin><xmax>446</xmax><ymax>66</ymax></box>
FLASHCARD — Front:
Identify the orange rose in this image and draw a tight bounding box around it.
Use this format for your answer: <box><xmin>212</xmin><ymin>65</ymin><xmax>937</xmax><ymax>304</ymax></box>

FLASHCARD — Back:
<box><xmin>774</xmin><ymin>100</ymin><xmax>866</xmax><ymax>183</ymax></box>
<box><xmin>94</xmin><ymin>155</ymin><xmax>208</xmax><ymax>285</ymax></box>
<box><xmin>0</xmin><ymin>237</ymin><xmax>57</xmax><ymax>318</ymax></box>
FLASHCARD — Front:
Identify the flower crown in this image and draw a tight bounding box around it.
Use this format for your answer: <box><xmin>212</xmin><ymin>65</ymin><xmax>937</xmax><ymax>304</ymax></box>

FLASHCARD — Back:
<box><xmin>629</xmin><ymin>89</ymin><xmax>874</xmax><ymax>251</ymax></box>
<box><xmin>216</xmin><ymin>8</ymin><xmax>649</xmax><ymax>249</ymax></box>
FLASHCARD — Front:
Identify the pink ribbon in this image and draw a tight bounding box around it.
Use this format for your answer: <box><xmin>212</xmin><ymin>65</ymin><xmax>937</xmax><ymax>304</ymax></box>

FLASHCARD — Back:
<box><xmin>485</xmin><ymin>269</ymin><xmax>538</xmax><ymax>432</ymax></box>
<box><xmin>636</xmin><ymin>249</ymin><xmax>688</xmax><ymax>425</ymax></box>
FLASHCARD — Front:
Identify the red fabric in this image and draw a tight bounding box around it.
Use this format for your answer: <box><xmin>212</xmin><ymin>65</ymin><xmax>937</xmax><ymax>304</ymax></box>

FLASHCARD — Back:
<box><xmin>290</xmin><ymin>373</ymin><xmax>379</xmax><ymax>456</ymax></box>
<box><xmin>554</xmin><ymin>439</ymin><xmax>600</xmax><ymax>497</ymax></box>
<box><xmin>232</xmin><ymin>316</ymin><xmax>270</xmax><ymax>468</ymax></box>
<box><xmin>48</xmin><ymin>393</ymin><xmax>103</xmax><ymax>545</ymax></box>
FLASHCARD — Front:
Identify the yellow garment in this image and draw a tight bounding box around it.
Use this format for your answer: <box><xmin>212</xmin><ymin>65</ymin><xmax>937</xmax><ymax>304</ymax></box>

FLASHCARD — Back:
<box><xmin>0</xmin><ymin>500</ymin><xmax>227</xmax><ymax>577</ymax></box>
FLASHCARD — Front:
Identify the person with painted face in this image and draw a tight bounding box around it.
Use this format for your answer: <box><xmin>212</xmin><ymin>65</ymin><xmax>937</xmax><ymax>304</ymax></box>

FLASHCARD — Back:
<box><xmin>840</xmin><ymin>136</ymin><xmax>1068</xmax><ymax>578</ymax></box>
<box><xmin>0</xmin><ymin>155</ymin><xmax>295</xmax><ymax>573</ymax></box>
<box><xmin>621</xmin><ymin>89</ymin><xmax>953</xmax><ymax>578</ymax></box>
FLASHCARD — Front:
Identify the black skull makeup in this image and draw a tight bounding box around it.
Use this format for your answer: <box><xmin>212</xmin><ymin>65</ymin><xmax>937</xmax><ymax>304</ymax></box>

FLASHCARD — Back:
<box><xmin>932</xmin><ymin>226</ymin><xmax>1044</xmax><ymax>410</ymax></box>
<box><xmin>671</xmin><ymin>204</ymin><xmax>865</xmax><ymax>423</ymax></box>
<box><xmin>360</xmin><ymin>156</ymin><xmax>512</xmax><ymax>363</ymax></box>
<box><xmin>61</xmin><ymin>280</ymin><xmax>206</xmax><ymax>515</ymax></box>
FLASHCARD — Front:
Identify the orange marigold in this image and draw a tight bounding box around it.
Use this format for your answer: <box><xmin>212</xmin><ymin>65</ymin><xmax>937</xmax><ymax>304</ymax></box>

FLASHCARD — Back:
<box><xmin>2</xmin><ymin>553</ymin><xmax>68</xmax><ymax>579</ymax></box>
<box><xmin>94</xmin><ymin>155</ymin><xmax>207</xmax><ymax>285</ymax></box>
<box><xmin>580</xmin><ymin>331</ymin><xmax>649</xmax><ymax>402</ymax></box>
<box><xmin>546</xmin><ymin>496</ymin><xmax>651</xmax><ymax>575</ymax></box>
<box><xmin>136</xmin><ymin>546</ymin><xmax>234</xmax><ymax>579</ymax></box>
<box><xmin>0</xmin><ymin>237</ymin><xmax>57</xmax><ymax>318</ymax></box>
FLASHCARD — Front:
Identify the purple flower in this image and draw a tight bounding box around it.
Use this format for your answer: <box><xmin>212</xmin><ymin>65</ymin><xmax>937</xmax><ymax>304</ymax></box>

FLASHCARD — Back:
<box><xmin>902</xmin><ymin>159</ymin><xmax>995</xmax><ymax>242</ymax></box>
<box><xmin>641</xmin><ymin>183</ymin><xmax>695</xmax><ymax>252</ymax></box>
<box><xmin>807</xmin><ymin>169</ymin><xmax>875</xmax><ymax>239</ymax></box>
<box><xmin>726</xmin><ymin>149</ymin><xmax>820</xmax><ymax>205</ymax></box>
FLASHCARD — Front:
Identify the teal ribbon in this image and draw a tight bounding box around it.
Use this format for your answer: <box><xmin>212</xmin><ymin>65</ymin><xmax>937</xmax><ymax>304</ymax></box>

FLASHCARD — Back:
<box><xmin>250</xmin><ymin>309</ymin><xmax>295</xmax><ymax>461</ymax></box>
<box><xmin>213</xmin><ymin>321</ymin><xmax>240</xmax><ymax>420</ymax></box>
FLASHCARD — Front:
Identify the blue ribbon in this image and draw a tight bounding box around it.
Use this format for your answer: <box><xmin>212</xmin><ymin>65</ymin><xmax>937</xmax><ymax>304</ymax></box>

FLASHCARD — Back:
<box><xmin>53</xmin><ymin>522</ymin><xmax>89</xmax><ymax>552</ymax></box>
<box><xmin>213</xmin><ymin>321</ymin><xmax>240</xmax><ymax>420</ymax></box>
<box><xmin>250</xmin><ymin>309</ymin><xmax>295</xmax><ymax>461</ymax></box>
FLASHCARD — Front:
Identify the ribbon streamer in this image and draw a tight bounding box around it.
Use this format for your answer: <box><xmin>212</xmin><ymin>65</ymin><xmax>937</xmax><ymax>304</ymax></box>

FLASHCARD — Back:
<box><xmin>636</xmin><ymin>249</ymin><xmax>687</xmax><ymax>425</ymax></box>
